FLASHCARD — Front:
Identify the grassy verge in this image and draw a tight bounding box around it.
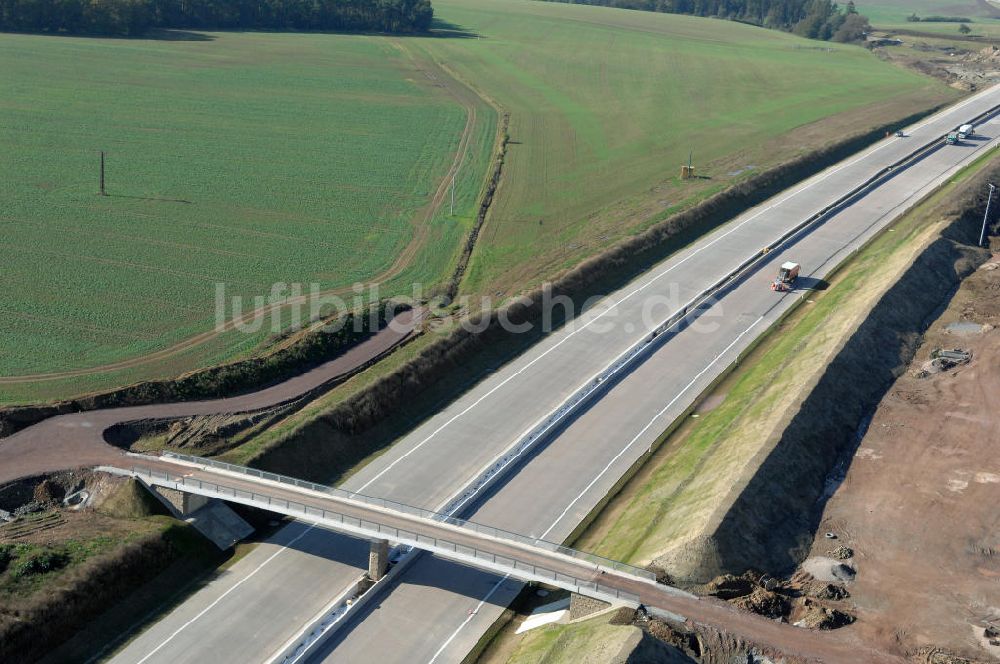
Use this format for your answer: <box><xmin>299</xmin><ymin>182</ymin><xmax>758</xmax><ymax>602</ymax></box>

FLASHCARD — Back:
<box><xmin>489</xmin><ymin>613</ymin><xmax>638</xmax><ymax>664</ymax></box>
<box><xmin>572</xmin><ymin>147</ymin><xmax>999</xmax><ymax>568</ymax></box>
<box><xmin>0</xmin><ymin>518</ymin><xmax>156</xmax><ymax>597</ymax></box>
<box><xmin>0</xmin><ymin>512</ymin><xmax>221</xmax><ymax>664</ymax></box>
<box><xmin>217</xmin><ymin>329</ymin><xmax>441</xmax><ymax>469</ymax></box>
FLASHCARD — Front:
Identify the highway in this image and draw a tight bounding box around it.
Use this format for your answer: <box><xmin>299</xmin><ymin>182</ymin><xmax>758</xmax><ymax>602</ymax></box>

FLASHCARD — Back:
<box><xmin>98</xmin><ymin>84</ymin><xmax>1000</xmax><ymax>663</ymax></box>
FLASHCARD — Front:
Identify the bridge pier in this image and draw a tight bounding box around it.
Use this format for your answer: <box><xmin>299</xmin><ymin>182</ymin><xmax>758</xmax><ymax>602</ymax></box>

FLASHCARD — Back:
<box><xmin>369</xmin><ymin>539</ymin><xmax>390</xmax><ymax>581</ymax></box>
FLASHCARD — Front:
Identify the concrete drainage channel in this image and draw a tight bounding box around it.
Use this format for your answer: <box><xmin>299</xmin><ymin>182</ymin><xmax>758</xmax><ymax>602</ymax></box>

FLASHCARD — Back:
<box><xmin>266</xmin><ymin>104</ymin><xmax>1000</xmax><ymax>664</ymax></box>
<box><xmin>268</xmin><ymin>559</ymin><xmax>412</xmax><ymax>664</ymax></box>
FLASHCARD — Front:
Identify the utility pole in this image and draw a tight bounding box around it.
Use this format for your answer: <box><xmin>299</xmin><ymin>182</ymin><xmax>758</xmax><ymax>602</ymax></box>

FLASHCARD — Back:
<box><xmin>980</xmin><ymin>182</ymin><xmax>995</xmax><ymax>247</ymax></box>
<box><xmin>450</xmin><ymin>176</ymin><xmax>455</xmax><ymax>216</ymax></box>
<box><xmin>99</xmin><ymin>150</ymin><xmax>107</xmax><ymax>196</ymax></box>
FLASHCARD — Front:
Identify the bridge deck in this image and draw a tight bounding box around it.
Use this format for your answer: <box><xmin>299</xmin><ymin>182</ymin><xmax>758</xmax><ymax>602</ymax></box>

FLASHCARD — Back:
<box><xmin>122</xmin><ymin>455</ymin><xmax>661</xmax><ymax>605</ymax></box>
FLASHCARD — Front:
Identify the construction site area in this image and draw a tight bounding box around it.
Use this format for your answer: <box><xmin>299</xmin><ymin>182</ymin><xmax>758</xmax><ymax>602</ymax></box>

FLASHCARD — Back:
<box><xmin>805</xmin><ymin>252</ymin><xmax>1000</xmax><ymax>662</ymax></box>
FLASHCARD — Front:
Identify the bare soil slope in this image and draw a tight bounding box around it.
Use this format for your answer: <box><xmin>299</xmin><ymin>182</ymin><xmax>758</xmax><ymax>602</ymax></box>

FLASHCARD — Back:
<box><xmin>804</xmin><ymin>254</ymin><xmax>1000</xmax><ymax>661</ymax></box>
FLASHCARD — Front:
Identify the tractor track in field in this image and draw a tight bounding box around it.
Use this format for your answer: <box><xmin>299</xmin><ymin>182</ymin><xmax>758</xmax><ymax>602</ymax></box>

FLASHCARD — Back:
<box><xmin>2</xmin><ymin>41</ymin><xmax>493</xmax><ymax>387</ymax></box>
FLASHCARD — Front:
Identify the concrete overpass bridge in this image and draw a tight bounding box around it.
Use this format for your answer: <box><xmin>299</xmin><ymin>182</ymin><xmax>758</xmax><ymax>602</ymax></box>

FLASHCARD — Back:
<box><xmin>107</xmin><ymin>452</ymin><xmax>667</xmax><ymax>608</ymax></box>
<box><xmin>102</xmin><ymin>452</ymin><xmax>900</xmax><ymax>662</ymax></box>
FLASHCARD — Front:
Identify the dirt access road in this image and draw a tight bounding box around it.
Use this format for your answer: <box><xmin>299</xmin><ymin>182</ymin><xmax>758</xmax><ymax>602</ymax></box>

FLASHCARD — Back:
<box><xmin>0</xmin><ymin>309</ymin><xmax>419</xmax><ymax>485</ymax></box>
<box><xmin>805</xmin><ymin>255</ymin><xmax>1000</xmax><ymax>662</ymax></box>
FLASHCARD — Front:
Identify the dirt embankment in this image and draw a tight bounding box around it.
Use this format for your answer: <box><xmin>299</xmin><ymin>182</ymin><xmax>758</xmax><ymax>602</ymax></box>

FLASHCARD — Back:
<box><xmin>799</xmin><ymin>243</ymin><xmax>1000</xmax><ymax>656</ymax></box>
<box><xmin>0</xmin><ymin>472</ymin><xmax>221</xmax><ymax>664</ymax></box>
<box><xmin>872</xmin><ymin>34</ymin><xmax>1000</xmax><ymax>91</ymax></box>
<box><xmin>0</xmin><ymin>304</ymin><xmax>403</xmax><ymax>439</ymax></box>
<box><xmin>662</xmin><ymin>160</ymin><xmax>999</xmax><ymax>585</ymax></box>
<box><xmin>104</xmin><ymin>401</ymin><xmax>297</xmax><ymax>457</ymax></box>
<box><xmin>249</xmin><ymin>108</ymin><xmax>950</xmax><ymax>482</ymax></box>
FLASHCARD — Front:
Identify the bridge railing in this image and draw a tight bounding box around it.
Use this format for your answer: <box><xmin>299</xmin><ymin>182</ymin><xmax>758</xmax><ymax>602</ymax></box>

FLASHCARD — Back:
<box><xmin>156</xmin><ymin>453</ymin><xmax>655</xmax><ymax>582</ymax></box>
<box><xmin>136</xmin><ymin>464</ymin><xmax>643</xmax><ymax>603</ymax></box>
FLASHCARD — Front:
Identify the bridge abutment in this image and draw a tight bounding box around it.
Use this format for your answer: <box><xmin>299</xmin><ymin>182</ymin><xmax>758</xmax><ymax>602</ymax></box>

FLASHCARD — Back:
<box><xmin>151</xmin><ymin>486</ymin><xmax>210</xmax><ymax>516</ymax></box>
<box><xmin>569</xmin><ymin>592</ymin><xmax>612</xmax><ymax>620</ymax></box>
<box><xmin>138</xmin><ymin>483</ymin><xmax>253</xmax><ymax>550</ymax></box>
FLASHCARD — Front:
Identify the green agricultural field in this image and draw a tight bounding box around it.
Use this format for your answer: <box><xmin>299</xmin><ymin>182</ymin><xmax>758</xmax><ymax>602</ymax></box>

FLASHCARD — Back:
<box><xmin>0</xmin><ymin>31</ymin><xmax>496</xmax><ymax>400</ymax></box>
<box><xmin>420</xmin><ymin>0</ymin><xmax>956</xmax><ymax>297</ymax></box>
<box><xmin>863</xmin><ymin>0</ymin><xmax>1000</xmax><ymax>35</ymax></box>
<box><xmin>1</xmin><ymin>0</ymin><xmax>955</xmax><ymax>403</ymax></box>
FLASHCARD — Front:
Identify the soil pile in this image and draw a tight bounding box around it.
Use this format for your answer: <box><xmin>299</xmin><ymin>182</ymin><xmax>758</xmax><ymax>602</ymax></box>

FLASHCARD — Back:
<box><xmin>698</xmin><ymin>569</ymin><xmax>855</xmax><ymax>631</ymax></box>
<box><xmin>792</xmin><ymin>599</ymin><xmax>856</xmax><ymax>630</ymax></box>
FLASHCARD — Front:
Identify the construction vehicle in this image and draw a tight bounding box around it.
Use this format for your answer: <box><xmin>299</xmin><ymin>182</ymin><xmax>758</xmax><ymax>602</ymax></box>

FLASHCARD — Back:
<box><xmin>959</xmin><ymin>123</ymin><xmax>975</xmax><ymax>139</ymax></box>
<box><xmin>947</xmin><ymin>131</ymin><xmax>961</xmax><ymax>145</ymax></box>
<box><xmin>771</xmin><ymin>261</ymin><xmax>800</xmax><ymax>292</ymax></box>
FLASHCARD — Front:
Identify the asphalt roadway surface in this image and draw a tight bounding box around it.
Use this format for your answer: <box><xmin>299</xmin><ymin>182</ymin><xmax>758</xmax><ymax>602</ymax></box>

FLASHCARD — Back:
<box><xmin>5</xmin><ymin>86</ymin><xmax>998</xmax><ymax>663</ymax></box>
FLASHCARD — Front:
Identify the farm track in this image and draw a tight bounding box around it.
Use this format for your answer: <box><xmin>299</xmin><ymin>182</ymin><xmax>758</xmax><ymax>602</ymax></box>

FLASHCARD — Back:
<box><xmin>1</xmin><ymin>42</ymin><xmax>491</xmax><ymax>386</ymax></box>
<box><xmin>0</xmin><ymin>309</ymin><xmax>421</xmax><ymax>484</ymax></box>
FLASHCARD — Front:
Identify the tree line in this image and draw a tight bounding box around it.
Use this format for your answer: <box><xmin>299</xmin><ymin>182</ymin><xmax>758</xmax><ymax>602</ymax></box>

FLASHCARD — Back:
<box><xmin>0</xmin><ymin>0</ymin><xmax>434</xmax><ymax>36</ymax></box>
<box><xmin>542</xmin><ymin>0</ymin><xmax>870</xmax><ymax>42</ymax></box>
<box><xmin>907</xmin><ymin>14</ymin><xmax>971</xmax><ymax>22</ymax></box>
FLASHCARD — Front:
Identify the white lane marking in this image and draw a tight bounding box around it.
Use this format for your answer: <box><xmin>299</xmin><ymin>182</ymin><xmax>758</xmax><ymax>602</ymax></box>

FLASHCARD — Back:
<box><xmin>426</xmin><ymin>316</ymin><xmax>764</xmax><ymax>663</ymax></box>
<box><xmin>426</xmin><ymin>573</ymin><xmax>511</xmax><ymax>664</ymax></box>
<box><xmin>355</xmin><ymin>93</ymin><xmax>988</xmax><ymax>495</ymax></box>
<box><xmin>134</xmin><ymin>523</ymin><xmax>317</xmax><ymax>664</ymax></box>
